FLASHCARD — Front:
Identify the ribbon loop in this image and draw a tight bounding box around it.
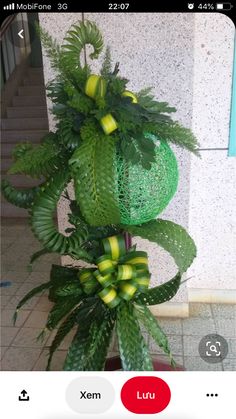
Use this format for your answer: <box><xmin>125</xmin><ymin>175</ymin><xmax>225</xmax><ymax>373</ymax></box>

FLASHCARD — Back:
<box><xmin>78</xmin><ymin>235</ymin><xmax>151</xmax><ymax>307</ymax></box>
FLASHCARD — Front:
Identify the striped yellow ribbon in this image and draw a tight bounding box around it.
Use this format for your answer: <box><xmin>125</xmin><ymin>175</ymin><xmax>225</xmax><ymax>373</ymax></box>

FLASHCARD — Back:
<box><xmin>78</xmin><ymin>235</ymin><xmax>151</xmax><ymax>308</ymax></box>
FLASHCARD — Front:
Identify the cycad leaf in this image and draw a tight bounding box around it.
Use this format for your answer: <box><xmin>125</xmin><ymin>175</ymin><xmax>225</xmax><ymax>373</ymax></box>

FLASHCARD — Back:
<box><xmin>46</xmin><ymin>297</ymin><xmax>81</xmax><ymax>331</ymax></box>
<box><xmin>63</xmin><ymin>310</ymin><xmax>115</xmax><ymax>371</ymax></box>
<box><xmin>1</xmin><ymin>179</ymin><xmax>40</xmax><ymax>209</ymax></box>
<box><xmin>28</xmin><ymin>248</ymin><xmax>52</xmax><ymax>272</ymax></box>
<box><xmin>134</xmin><ymin>304</ymin><xmax>175</xmax><ymax>367</ymax></box>
<box><xmin>30</xmin><ymin>172</ymin><xmax>93</xmax><ymax>261</ymax></box>
<box><xmin>84</xmin><ymin>311</ymin><xmax>116</xmax><ymax>370</ymax></box>
<box><xmin>116</xmin><ymin>302</ymin><xmax>153</xmax><ymax>371</ymax></box>
<box><xmin>134</xmin><ymin>272</ymin><xmax>181</xmax><ymax>306</ymax></box>
<box><xmin>62</xmin><ymin>20</ymin><xmax>103</xmax><ymax>69</ymax></box>
<box><xmin>70</xmin><ymin>123</ymin><xmax>120</xmax><ymax>226</ymax></box>
<box><xmin>13</xmin><ymin>282</ymin><xmax>51</xmax><ymax>324</ymax></box>
<box><xmin>124</xmin><ymin>219</ymin><xmax>197</xmax><ymax>273</ymax></box>
<box><xmin>63</xmin><ymin>325</ymin><xmax>92</xmax><ymax>371</ymax></box>
<box><xmin>46</xmin><ymin>307</ymin><xmax>79</xmax><ymax>370</ymax></box>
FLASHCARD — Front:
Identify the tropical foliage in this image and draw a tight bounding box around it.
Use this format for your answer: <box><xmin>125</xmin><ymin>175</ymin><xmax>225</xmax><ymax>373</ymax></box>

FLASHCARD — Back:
<box><xmin>2</xmin><ymin>20</ymin><xmax>197</xmax><ymax>371</ymax></box>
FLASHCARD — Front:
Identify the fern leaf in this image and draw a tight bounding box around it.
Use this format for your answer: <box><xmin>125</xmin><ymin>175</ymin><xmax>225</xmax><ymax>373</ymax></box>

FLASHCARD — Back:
<box><xmin>144</xmin><ymin>121</ymin><xmax>199</xmax><ymax>155</ymax></box>
<box><xmin>30</xmin><ymin>171</ymin><xmax>93</xmax><ymax>261</ymax></box>
<box><xmin>36</xmin><ymin>23</ymin><xmax>62</xmax><ymax>70</ymax></box>
<box><xmin>8</xmin><ymin>142</ymin><xmax>62</xmax><ymax>178</ymax></box>
<box><xmin>116</xmin><ymin>302</ymin><xmax>153</xmax><ymax>371</ymax></box>
<box><xmin>101</xmin><ymin>46</ymin><xmax>112</xmax><ymax>76</ymax></box>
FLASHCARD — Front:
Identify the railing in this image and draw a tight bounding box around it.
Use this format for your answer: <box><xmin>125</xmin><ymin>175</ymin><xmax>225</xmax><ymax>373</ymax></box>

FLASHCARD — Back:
<box><xmin>0</xmin><ymin>12</ymin><xmax>31</xmax><ymax>89</ymax></box>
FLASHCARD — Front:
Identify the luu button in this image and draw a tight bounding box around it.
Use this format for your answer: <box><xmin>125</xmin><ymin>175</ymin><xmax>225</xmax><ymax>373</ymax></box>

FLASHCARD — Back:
<box><xmin>121</xmin><ymin>376</ymin><xmax>171</xmax><ymax>414</ymax></box>
<box><xmin>66</xmin><ymin>377</ymin><xmax>115</xmax><ymax>414</ymax></box>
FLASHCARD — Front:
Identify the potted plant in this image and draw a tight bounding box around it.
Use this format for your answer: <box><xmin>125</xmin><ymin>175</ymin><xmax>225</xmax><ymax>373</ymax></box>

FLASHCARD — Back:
<box><xmin>2</xmin><ymin>20</ymin><xmax>198</xmax><ymax>371</ymax></box>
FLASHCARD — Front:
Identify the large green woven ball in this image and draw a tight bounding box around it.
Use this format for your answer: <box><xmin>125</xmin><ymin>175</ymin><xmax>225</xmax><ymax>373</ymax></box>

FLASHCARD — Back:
<box><xmin>116</xmin><ymin>137</ymin><xmax>178</xmax><ymax>225</ymax></box>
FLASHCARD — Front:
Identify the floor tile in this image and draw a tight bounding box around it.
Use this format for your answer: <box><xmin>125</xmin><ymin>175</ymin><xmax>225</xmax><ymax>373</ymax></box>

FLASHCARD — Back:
<box><xmin>15</xmin><ymin>282</ymin><xmax>38</xmax><ymax>295</ymax></box>
<box><xmin>1</xmin><ymin>327</ymin><xmax>20</xmax><ymax>346</ymax></box>
<box><xmin>1</xmin><ymin>347</ymin><xmax>42</xmax><ymax>371</ymax></box>
<box><xmin>24</xmin><ymin>311</ymin><xmax>49</xmax><ymax>328</ymax></box>
<box><xmin>183</xmin><ymin>335</ymin><xmax>202</xmax><ymax>357</ymax></box>
<box><xmin>211</xmin><ymin>304</ymin><xmax>236</xmax><ymax>319</ymax></box>
<box><xmin>0</xmin><ymin>295</ymin><xmax>12</xmax><ymax>309</ymax></box>
<box><xmin>0</xmin><ymin>282</ymin><xmax>23</xmax><ymax>296</ymax></box>
<box><xmin>33</xmin><ymin>296</ymin><xmax>54</xmax><ymax>312</ymax></box>
<box><xmin>222</xmin><ymin>358</ymin><xmax>236</xmax><ymax>371</ymax></box>
<box><xmin>46</xmin><ymin>329</ymin><xmax>76</xmax><ymax>350</ymax></box>
<box><xmin>12</xmin><ymin>327</ymin><xmax>50</xmax><ymax>348</ymax></box>
<box><xmin>149</xmin><ymin>335</ymin><xmax>183</xmax><ymax>356</ymax></box>
<box><xmin>0</xmin><ymin>347</ymin><xmax>8</xmax><ymax>360</ymax></box>
<box><xmin>228</xmin><ymin>339</ymin><xmax>236</xmax><ymax>358</ymax></box>
<box><xmin>1</xmin><ymin>309</ymin><xmax>31</xmax><ymax>327</ymax></box>
<box><xmin>7</xmin><ymin>295</ymin><xmax>40</xmax><ymax>310</ymax></box>
<box><xmin>27</xmin><ymin>272</ymin><xmax>50</xmax><ymax>283</ymax></box>
<box><xmin>150</xmin><ymin>354</ymin><xmax>184</xmax><ymax>370</ymax></box>
<box><xmin>157</xmin><ymin>319</ymin><xmax>182</xmax><ymax>335</ymax></box>
<box><xmin>3</xmin><ymin>270</ymin><xmax>30</xmax><ymax>283</ymax></box>
<box><xmin>215</xmin><ymin>319</ymin><xmax>236</xmax><ymax>338</ymax></box>
<box><xmin>189</xmin><ymin>303</ymin><xmax>212</xmax><ymax>318</ymax></box>
<box><xmin>182</xmin><ymin>318</ymin><xmax>216</xmax><ymax>336</ymax></box>
<box><xmin>183</xmin><ymin>356</ymin><xmax>223</xmax><ymax>371</ymax></box>
<box><xmin>33</xmin><ymin>349</ymin><xmax>67</xmax><ymax>371</ymax></box>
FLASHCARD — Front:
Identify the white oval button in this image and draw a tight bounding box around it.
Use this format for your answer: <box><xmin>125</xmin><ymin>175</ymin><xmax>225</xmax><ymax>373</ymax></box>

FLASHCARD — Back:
<box><xmin>66</xmin><ymin>377</ymin><xmax>115</xmax><ymax>414</ymax></box>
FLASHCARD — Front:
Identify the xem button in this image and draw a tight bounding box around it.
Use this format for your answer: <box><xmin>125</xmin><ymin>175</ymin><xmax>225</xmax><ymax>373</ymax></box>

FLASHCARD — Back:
<box><xmin>66</xmin><ymin>377</ymin><xmax>115</xmax><ymax>414</ymax></box>
<box><xmin>121</xmin><ymin>376</ymin><xmax>171</xmax><ymax>414</ymax></box>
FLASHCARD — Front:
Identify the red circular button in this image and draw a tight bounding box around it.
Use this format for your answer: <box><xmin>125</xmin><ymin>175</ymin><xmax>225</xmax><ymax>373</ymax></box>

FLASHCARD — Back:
<box><xmin>121</xmin><ymin>376</ymin><xmax>171</xmax><ymax>414</ymax></box>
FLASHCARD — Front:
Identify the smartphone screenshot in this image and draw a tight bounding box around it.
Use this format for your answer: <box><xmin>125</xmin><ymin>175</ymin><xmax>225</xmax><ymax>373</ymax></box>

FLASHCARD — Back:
<box><xmin>1</xmin><ymin>1</ymin><xmax>235</xmax><ymax>418</ymax></box>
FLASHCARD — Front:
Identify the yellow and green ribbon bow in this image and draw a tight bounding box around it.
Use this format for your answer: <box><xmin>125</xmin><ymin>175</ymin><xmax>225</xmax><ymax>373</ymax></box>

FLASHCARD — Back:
<box><xmin>85</xmin><ymin>75</ymin><xmax>139</xmax><ymax>135</ymax></box>
<box><xmin>78</xmin><ymin>235</ymin><xmax>151</xmax><ymax>308</ymax></box>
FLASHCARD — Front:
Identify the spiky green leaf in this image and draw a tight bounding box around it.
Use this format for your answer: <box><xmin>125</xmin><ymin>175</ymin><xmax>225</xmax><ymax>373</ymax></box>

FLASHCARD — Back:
<box><xmin>69</xmin><ymin>121</ymin><xmax>120</xmax><ymax>226</ymax></box>
<box><xmin>124</xmin><ymin>219</ymin><xmax>197</xmax><ymax>273</ymax></box>
<box><xmin>134</xmin><ymin>304</ymin><xmax>175</xmax><ymax>367</ymax></box>
<box><xmin>134</xmin><ymin>273</ymin><xmax>181</xmax><ymax>306</ymax></box>
<box><xmin>116</xmin><ymin>302</ymin><xmax>153</xmax><ymax>371</ymax></box>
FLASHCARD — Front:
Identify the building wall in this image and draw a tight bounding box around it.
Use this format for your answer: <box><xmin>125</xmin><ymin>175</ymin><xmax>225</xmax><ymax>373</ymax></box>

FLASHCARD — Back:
<box><xmin>39</xmin><ymin>12</ymin><xmax>236</xmax><ymax>314</ymax></box>
<box><xmin>188</xmin><ymin>14</ymin><xmax>236</xmax><ymax>303</ymax></box>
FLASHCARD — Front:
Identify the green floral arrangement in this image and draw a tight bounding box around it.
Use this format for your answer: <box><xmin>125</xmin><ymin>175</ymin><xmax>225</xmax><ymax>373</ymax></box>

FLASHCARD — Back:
<box><xmin>2</xmin><ymin>21</ymin><xmax>198</xmax><ymax>371</ymax></box>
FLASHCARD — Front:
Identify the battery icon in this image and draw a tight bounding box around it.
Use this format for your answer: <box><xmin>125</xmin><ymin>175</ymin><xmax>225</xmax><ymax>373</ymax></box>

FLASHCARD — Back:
<box><xmin>216</xmin><ymin>3</ymin><xmax>233</xmax><ymax>9</ymax></box>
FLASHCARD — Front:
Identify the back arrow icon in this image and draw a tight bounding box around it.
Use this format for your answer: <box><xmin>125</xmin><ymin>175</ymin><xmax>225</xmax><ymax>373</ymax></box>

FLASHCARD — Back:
<box><xmin>18</xmin><ymin>29</ymin><xmax>24</xmax><ymax>39</ymax></box>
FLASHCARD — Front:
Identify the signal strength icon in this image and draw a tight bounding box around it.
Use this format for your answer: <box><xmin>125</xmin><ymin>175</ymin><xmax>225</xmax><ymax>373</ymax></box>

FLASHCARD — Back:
<box><xmin>3</xmin><ymin>3</ymin><xmax>15</xmax><ymax>9</ymax></box>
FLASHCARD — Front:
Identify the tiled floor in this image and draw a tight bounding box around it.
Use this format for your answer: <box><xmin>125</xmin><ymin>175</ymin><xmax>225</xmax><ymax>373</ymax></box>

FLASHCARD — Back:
<box><xmin>1</xmin><ymin>219</ymin><xmax>236</xmax><ymax>371</ymax></box>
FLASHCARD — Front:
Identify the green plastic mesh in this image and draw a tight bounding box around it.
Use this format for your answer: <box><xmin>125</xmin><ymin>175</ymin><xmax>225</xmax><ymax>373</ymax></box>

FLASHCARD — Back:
<box><xmin>115</xmin><ymin>138</ymin><xmax>178</xmax><ymax>225</ymax></box>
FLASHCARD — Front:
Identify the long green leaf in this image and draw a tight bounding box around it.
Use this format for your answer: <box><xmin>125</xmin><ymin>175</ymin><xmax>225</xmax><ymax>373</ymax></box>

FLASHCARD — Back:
<box><xmin>13</xmin><ymin>282</ymin><xmax>51</xmax><ymax>324</ymax></box>
<box><xmin>46</xmin><ymin>297</ymin><xmax>81</xmax><ymax>330</ymax></box>
<box><xmin>134</xmin><ymin>272</ymin><xmax>181</xmax><ymax>306</ymax></box>
<box><xmin>63</xmin><ymin>309</ymin><xmax>115</xmax><ymax>371</ymax></box>
<box><xmin>62</xmin><ymin>298</ymin><xmax>103</xmax><ymax>370</ymax></box>
<box><xmin>30</xmin><ymin>172</ymin><xmax>93</xmax><ymax>261</ymax></box>
<box><xmin>134</xmin><ymin>304</ymin><xmax>175</xmax><ymax>367</ymax></box>
<box><xmin>124</xmin><ymin>219</ymin><xmax>197</xmax><ymax>273</ymax></box>
<box><xmin>63</xmin><ymin>325</ymin><xmax>92</xmax><ymax>371</ymax></box>
<box><xmin>70</xmin><ymin>121</ymin><xmax>121</xmax><ymax>226</ymax></box>
<box><xmin>28</xmin><ymin>248</ymin><xmax>52</xmax><ymax>272</ymax></box>
<box><xmin>84</xmin><ymin>311</ymin><xmax>116</xmax><ymax>370</ymax></box>
<box><xmin>116</xmin><ymin>302</ymin><xmax>153</xmax><ymax>371</ymax></box>
<box><xmin>46</xmin><ymin>307</ymin><xmax>80</xmax><ymax>370</ymax></box>
<box><xmin>1</xmin><ymin>179</ymin><xmax>40</xmax><ymax>209</ymax></box>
